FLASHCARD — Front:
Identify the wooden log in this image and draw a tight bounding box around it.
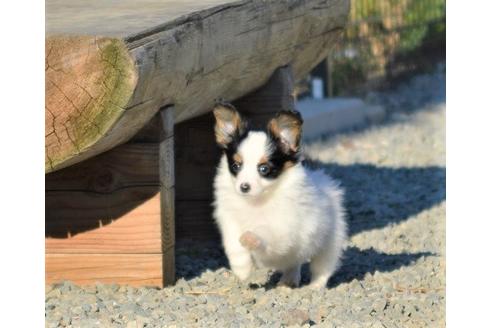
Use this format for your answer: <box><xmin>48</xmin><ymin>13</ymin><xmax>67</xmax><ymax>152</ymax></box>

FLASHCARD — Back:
<box><xmin>45</xmin><ymin>0</ymin><xmax>350</xmax><ymax>172</ymax></box>
<box><xmin>45</xmin><ymin>37</ymin><xmax>137</xmax><ymax>171</ymax></box>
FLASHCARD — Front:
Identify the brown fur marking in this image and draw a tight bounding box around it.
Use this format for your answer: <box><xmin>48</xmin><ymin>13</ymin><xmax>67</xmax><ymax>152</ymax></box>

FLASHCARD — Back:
<box><xmin>258</xmin><ymin>155</ymin><xmax>269</xmax><ymax>165</ymax></box>
<box><xmin>213</xmin><ymin>104</ymin><xmax>244</xmax><ymax>146</ymax></box>
<box><xmin>283</xmin><ymin>161</ymin><xmax>295</xmax><ymax>170</ymax></box>
<box><xmin>268</xmin><ymin>113</ymin><xmax>302</xmax><ymax>152</ymax></box>
<box><xmin>233</xmin><ymin>153</ymin><xmax>243</xmax><ymax>163</ymax></box>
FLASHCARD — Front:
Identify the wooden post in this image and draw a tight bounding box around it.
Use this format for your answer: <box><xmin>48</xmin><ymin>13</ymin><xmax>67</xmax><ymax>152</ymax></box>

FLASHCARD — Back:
<box><xmin>326</xmin><ymin>56</ymin><xmax>334</xmax><ymax>98</ymax></box>
<box><xmin>158</xmin><ymin>107</ymin><xmax>176</xmax><ymax>286</ymax></box>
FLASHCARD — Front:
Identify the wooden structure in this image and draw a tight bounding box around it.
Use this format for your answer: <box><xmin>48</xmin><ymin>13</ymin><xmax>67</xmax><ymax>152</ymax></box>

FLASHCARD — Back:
<box><xmin>45</xmin><ymin>0</ymin><xmax>349</xmax><ymax>287</ymax></box>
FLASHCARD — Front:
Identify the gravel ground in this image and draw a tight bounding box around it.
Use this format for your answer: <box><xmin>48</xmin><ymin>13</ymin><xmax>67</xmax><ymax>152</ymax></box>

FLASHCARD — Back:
<box><xmin>46</xmin><ymin>67</ymin><xmax>445</xmax><ymax>327</ymax></box>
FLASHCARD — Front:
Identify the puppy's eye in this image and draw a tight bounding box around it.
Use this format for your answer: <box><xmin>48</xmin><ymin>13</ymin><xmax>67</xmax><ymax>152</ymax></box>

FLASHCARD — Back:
<box><xmin>258</xmin><ymin>163</ymin><xmax>270</xmax><ymax>176</ymax></box>
<box><xmin>231</xmin><ymin>162</ymin><xmax>242</xmax><ymax>172</ymax></box>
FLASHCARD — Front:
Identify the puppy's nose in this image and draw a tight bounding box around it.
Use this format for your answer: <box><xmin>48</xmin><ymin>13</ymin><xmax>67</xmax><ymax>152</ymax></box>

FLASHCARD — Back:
<box><xmin>240</xmin><ymin>183</ymin><xmax>251</xmax><ymax>193</ymax></box>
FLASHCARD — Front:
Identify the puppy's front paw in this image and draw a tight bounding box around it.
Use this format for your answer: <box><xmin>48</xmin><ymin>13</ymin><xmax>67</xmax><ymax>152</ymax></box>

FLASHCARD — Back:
<box><xmin>232</xmin><ymin>267</ymin><xmax>252</xmax><ymax>281</ymax></box>
<box><xmin>239</xmin><ymin>231</ymin><xmax>262</xmax><ymax>251</ymax></box>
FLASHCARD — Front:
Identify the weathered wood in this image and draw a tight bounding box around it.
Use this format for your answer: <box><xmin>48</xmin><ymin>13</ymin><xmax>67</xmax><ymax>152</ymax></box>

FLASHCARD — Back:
<box><xmin>175</xmin><ymin>66</ymin><xmax>296</xmax><ymax>240</ymax></box>
<box><xmin>45</xmin><ymin>0</ymin><xmax>350</xmax><ymax>172</ymax></box>
<box><xmin>46</xmin><ymin>253</ymin><xmax>167</xmax><ymax>287</ymax></box>
<box><xmin>45</xmin><ymin>36</ymin><xmax>137</xmax><ymax>171</ymax></box>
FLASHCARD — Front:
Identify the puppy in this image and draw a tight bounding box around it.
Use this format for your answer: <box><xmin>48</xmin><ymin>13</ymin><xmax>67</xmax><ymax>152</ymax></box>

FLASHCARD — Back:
<box><xmin>212</xmin><ymin>102</ymin><xmax>347</xmax><ymax>288</ymax></box>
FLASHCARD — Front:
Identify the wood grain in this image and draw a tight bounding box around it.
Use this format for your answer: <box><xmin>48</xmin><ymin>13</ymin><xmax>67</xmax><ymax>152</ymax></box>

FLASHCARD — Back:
<box><xmin>46</xmin><ymin>191</ymin><xmax>161</xmax><ymax>253</ymax></box>
<box><xmin>46</xmin><ymin>143</ymin><xmax>159</xmax><ymax>193</ymax></box>
<box><xmin>46</xmin><ymin>253</ymin><xmax>168</xmax><ymax>287</ymax></box>
<box><xmin>45</xmin><ymin>0</ymin><xmax>349</xmax><ymax>172</ymax></box>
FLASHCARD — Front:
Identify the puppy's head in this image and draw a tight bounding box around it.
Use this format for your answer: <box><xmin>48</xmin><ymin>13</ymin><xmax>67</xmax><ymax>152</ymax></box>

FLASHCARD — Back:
<box><xmin>213</xmin><ymin>102</ymin><xmax>303</xmax><ymax>197</ymax></box>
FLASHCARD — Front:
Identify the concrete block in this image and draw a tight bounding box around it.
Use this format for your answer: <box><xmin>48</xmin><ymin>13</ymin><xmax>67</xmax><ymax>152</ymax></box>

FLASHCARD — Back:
<box><xmin>296</xmin><ymin>98</ymin><xmax>386</xmax><ymax>140</ymax></box>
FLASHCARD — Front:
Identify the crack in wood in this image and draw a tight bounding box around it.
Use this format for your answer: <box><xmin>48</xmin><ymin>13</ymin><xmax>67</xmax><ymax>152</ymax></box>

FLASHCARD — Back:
<box><xmin>62</xmin><ymin>121</ymin><xmax>81</xmax><ymax>153</ymax></box>
<box><xmin>46</xmin><ymin>105</ymin><xmax>62</xmax><ymax>146</ymax></box>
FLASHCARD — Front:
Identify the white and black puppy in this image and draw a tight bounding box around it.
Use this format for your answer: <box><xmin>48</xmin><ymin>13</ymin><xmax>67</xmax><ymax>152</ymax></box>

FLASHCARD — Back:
<box><xmin>212</xmin><ymin>102</ymin><xmax>347</xmax><ymax>288</ymax></box>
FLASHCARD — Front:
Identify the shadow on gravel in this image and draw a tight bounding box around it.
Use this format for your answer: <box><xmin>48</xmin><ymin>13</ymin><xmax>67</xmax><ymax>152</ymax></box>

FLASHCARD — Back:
<box><xmin>251</xmin><ymin>247</ymin><xmax>433</xmax><ymax>290</ymax></box>
<box><xmin>175</xmin><ymin>240</ymin><xmax>229</xmax><ymax>280</ymax></box>
<box><xmin>304</xmin><ymin>161</ymin><xmax>445</xmax><ymax>236</ymax></box>
<box><xmin>327</xmin><ymin>247</ymin><xmax>434</xmax><ymax>288</ymax></box>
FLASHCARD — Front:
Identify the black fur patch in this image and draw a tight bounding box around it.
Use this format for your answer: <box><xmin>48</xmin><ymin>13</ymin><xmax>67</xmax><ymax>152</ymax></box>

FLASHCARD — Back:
<box><xmin>223</xmin><ymin>130</ymin><xmax>249</xmax><ymax>176</ymax></box>
<box><xmin>260</xmin><ymin>132</ymin><xmax>300</xmax><ymax>179</ymax></box>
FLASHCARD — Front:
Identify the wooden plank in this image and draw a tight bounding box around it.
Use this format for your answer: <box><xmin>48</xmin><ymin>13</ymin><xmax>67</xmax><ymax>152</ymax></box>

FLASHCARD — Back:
<box><xmin>176</xmin><ymin>200</ymin><xmax>220</xmax><ymax>240</ymax></box>
<box><xmin>46</xmin><ymin>143</ymin><xmax>159</xmax><ymax>192</ymax></box>
<box><xmin>46</xmin><ymin>253</ymin><xmax>167</xmax><ymax>287</ymax></box>
<box><xmin>46</xmin><ymin>190</ymin><xmax>161</xmax><ymax>253</ymax></box>
<box><xmin>45</xmin><ymin>0</ymin><xmax>350</xmax><ymax>172</ymax></box>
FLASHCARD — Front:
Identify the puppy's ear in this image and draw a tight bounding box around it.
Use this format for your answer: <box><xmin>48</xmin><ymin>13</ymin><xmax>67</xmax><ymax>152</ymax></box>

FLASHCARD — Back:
<box><xmin>267</xmin><ymin>110</ymin><xmax>303</xmax><ymax>154</ymax></box>
<box><xmin>213</xmin><ymin>101</ymin><xmax>246</xmax><ymax>149</ymax></box>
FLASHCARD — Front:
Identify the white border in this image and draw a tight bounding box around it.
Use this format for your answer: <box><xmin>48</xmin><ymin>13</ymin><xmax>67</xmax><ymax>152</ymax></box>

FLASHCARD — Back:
<box><xmin>2</xmin><ymin>0</ymin><xmax>492</xmax><ymax>326</ymax></box>
<box><xmin>0</xmin><ymin>0</ymin><xmax>45</xmax><ymax>326</ymax></box>
<box><xmin>447</xmin><ymin>1</ymin><xmax>492</xmax><ymax>327</ymax></box>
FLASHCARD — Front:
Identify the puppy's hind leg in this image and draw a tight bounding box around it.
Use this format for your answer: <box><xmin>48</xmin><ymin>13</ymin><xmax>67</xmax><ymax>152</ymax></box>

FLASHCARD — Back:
<box><xmin>278</xmin><ymin>265</ymin><xmax>301</xmax><ymax>288</ymax></box>
<box><xmin>309</xmin><ymin>239</ymin><xmax>343</xmax><ymax>289</ymax></box>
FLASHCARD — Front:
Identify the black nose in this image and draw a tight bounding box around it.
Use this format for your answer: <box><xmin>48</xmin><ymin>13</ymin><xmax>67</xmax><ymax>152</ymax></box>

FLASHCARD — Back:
<box><xmin>240</xmin><ymin>183</ymin><xmax>251</xmax><ymax>193</ymax></box>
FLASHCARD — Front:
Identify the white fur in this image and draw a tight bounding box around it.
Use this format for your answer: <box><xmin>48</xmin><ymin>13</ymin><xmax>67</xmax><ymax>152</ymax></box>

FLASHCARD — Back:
<box><xmin>212</xmin><ymin>131</ymin><xmax>347</xmax><ymax>288</ymax></box>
